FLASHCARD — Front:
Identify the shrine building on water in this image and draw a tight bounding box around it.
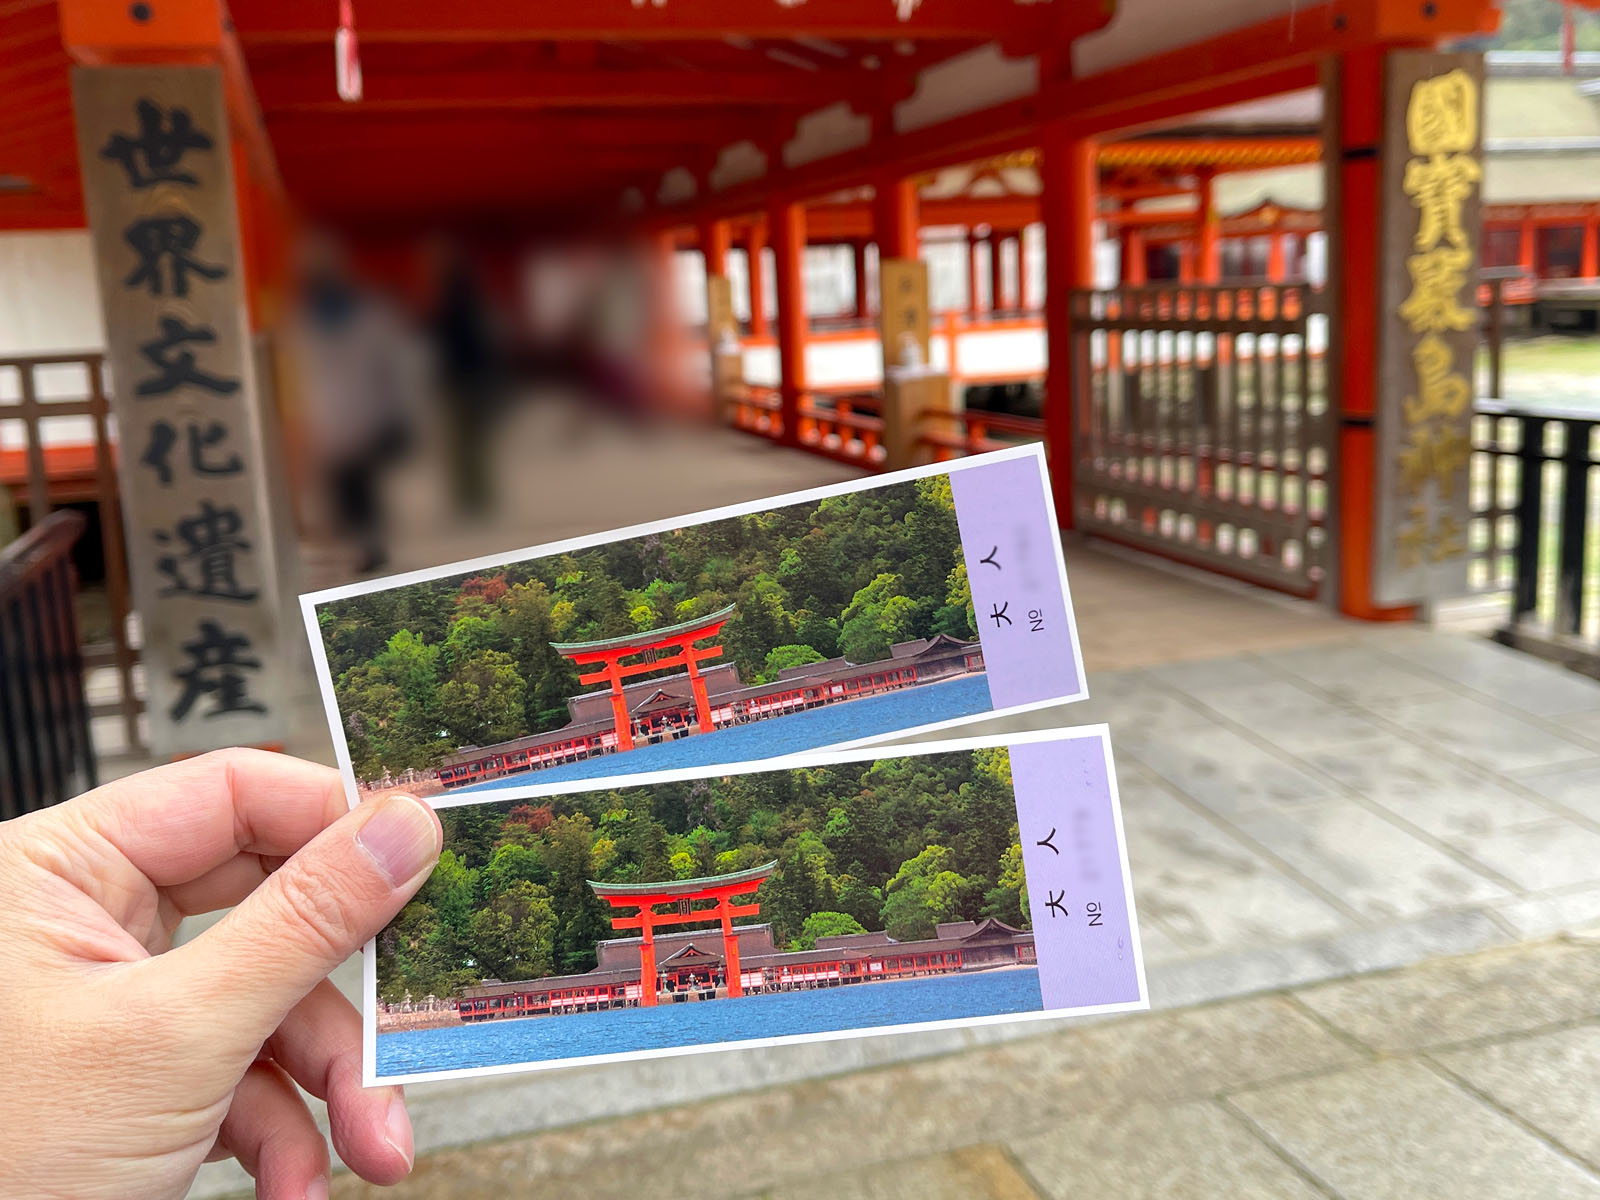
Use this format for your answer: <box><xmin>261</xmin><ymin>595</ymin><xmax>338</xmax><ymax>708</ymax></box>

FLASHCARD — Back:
<box><xmin>436</xmin><ymin>605</ymin><xmax>983</xmax><ymax>789</ymax></box>
<box><xmin>455</xmin><ymin>918</ymin><xmax>1036</xmax><ymax>1022</ymax></box>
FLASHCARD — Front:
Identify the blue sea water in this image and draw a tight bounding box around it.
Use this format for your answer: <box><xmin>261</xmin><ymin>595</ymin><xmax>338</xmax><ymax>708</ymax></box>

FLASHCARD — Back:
<box><xmin>377</xmin><ymin>967</ymin><xmax>1044</xmax><ymax>1078</ymax></box>
<box><xmin>455</xmin><ymin>673</ymin><xmax>994</xmax><ymax>793</ymax></box>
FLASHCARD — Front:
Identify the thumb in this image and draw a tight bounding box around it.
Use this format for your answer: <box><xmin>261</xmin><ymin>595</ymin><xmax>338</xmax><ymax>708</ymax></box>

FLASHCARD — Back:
<box><xmin>160</xmin><ymin>792</ymin><xmax>441</xmax><ymax>1044</ymax></box>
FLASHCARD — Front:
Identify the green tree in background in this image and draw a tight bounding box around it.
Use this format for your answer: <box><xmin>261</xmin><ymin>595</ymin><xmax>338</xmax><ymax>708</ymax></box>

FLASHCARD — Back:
<box><xmin>791</xmin><ymin>911</ymin><xmax>868</xmax><ymax>951</ymax></box>
<box><xmin>761</xmin><ymin>643</ymin><xmax>827</xmax><ymax>682</ymax></box>
<box><xmin>879</xmin><ymin>844</ymin><xmax>981</xmax><ymax>941</ymax></box>
<box><xmin>436</xmin><ymin>649</ymin><xmax>526</xmax><ymax>747</ymax></box>
<box><xmin>471</xmin><ymin>881</ymin><xmax>558</xmax><ymax>982</ymax></box>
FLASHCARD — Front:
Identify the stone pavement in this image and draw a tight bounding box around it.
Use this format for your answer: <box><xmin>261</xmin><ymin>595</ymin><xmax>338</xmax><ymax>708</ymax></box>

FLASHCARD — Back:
<box><xmin>310</xmin><ymin>935</ymin><xmax>1600</xmax><ymax>1199</ymax></box>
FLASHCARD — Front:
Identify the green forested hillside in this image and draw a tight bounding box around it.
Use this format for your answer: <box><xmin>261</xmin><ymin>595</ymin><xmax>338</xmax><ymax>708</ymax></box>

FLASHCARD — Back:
<box><xmin>319</xmin><ymin>477</ymin><xmax>974</xmax><ymax>778</ymax></box>
<box><xmin>376</xmin><ymin>747</ymin><xmax>1028</xmax><ymax>1002</ymax></box>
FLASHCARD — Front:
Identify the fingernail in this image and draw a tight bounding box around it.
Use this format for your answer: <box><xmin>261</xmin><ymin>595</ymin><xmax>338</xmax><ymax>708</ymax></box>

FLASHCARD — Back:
<box><xmin>355</xmin><ymin>795</ymin><xmax>441</xmax><ymax>887</ymax></box>
<box><xmin>384</xmin><ymin>1091</ymin><xmax>415</xmax><ymax>1171</ymax></box>
<box><xmin>305</xmin><ymin>1178</ymin><xmax>329</xmax><ymax>1200</ymax></box>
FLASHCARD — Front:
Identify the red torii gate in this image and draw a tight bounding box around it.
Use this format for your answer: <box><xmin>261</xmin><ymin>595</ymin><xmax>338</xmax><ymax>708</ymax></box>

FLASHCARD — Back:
<box><xmin>589</xmin><ymin>861</ymin><xmax>776</xmax><ymax>1007</ymax></box>
<box><xmin>551</xmin><ymin>602</ymin><xmax>736</xmax><ymax>753</ymax></box>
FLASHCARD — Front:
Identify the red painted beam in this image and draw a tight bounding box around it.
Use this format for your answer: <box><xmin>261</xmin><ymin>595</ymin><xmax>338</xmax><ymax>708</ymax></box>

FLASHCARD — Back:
<box><xmin>264</xmin><ymin>111</ymin><xmax>771</xmax><ymax>151</ymax></box>
<box><xmin>254</xmin><ymin>67</ymin><xmax>862</xmax><ymax>113</ymax></box>
<box><xmin>233</xmin><ymin>0</ymin><xmax>1060</xmax><ymax>45</ymax></box>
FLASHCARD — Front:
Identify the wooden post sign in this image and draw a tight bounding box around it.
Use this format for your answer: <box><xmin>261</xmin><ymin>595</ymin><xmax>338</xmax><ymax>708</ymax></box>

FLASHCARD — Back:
<box><xmin>878</xmin><ymin>258</ymin><xmax>931</xmax><ymax>369</ymax></box>
<box><xmin>72</xmin><ymin>66</ymin><xmax>293</xmax><ymax>757</ymax></box>
<box><xmin>704</xmin><ymin>274</ymin><xmax>743</xmax><ymax>423</ymax></box>
<box><xmin>1372</xmin><ymin>52</ymin><xmax>1484</xmax><ymax>606</ymax></box>
<box><xmin>705</xmin><ymin>273</ymin><xmax>736</xmax><ymax>347</ymax></box>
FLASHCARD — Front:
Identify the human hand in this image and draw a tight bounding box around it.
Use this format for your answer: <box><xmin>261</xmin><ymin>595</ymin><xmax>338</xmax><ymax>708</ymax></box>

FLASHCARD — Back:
<box><xmin>0</xmin><ymin>749</ymin><xmax>443</xmax><ymax>1200</ymax></box>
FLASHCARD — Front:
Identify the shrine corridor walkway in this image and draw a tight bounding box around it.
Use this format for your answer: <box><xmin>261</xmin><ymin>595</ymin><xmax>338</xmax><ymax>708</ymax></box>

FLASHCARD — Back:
<box><xmin>187</xmin><ymin>397</ymin><xmax>1600</xmax><ymax>1198</ymax></box>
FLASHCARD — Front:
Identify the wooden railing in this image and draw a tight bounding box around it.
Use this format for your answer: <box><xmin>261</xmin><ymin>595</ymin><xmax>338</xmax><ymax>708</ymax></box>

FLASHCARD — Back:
<box><xmin>0</xmin><ymin>510</ymin><xmax>97</xmax><ymax>818</ymax></box>
<box><xmin>0</xmin><ymin>353</ymin><xmax>143</xmax><ymax>756</ymax></box>
<box><xmin>797</xmin><ymin>392</ymin><xmax>886</xmax><ymax>467</ymax></box>
<box><xmin>1472</xmin><ymin>402</ymin><xmax>1600</xmax><ymax>677</ymax></box>
<box><xmin>917</xmin><ymin>407</ymin><xmax>1045</xmax><ymax>461</ymax></box>
<box><xmin>728</xmin><ymin>384</ymin><xmax>784</xmax><ymax>439</ymax></box>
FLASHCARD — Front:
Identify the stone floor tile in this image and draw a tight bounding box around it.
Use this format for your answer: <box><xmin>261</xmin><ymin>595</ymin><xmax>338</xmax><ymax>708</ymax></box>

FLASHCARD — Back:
<box><xmin>1368</xmin><ymin>692</ymin><xmax>1596</xmax><ymax>773</ymax></box>
<box><xmin>1130</xmin><ymin>917</ymin><xmax>1193</xmax><ymax>965</ymax></box>
<box><xmin>1123</xmin><ymin>724</ymin><xmax>1341</xmax><ymax>820</ymax></box>
<box><xmin>1451</xmin><ymin>821</ymin><xmax>1600</xmax><ymax>892</ymax></box>
<box><xmin>1492</xmin><ymin>883</ymin><xmax>1600</xmax><ymax>940</ymax></box>
<box><xmin>1257</xmin><ymin>641</ymin><xmax>1450</xmax><ymax>703</ymax></box>
<box><xmin>1374</xmin><ymin>636</ymin><xmax>1600</xmax><ymax>718</ymax></box>
<box><xmin>748</xmin><ymin>1145</ymin><xmax>1045</xmax><ymax>1200</ymax></box>
<box><xmin>1293</xmin><ymin>939</ymin><xmax>1600</xmax><ymax>1052</ymax></box>
<box><xmin>1435</xmin><ymin>1023</ymin><xmax>1600</xmax><ymax>1171</ymax></box>
<box><xmin>1233</xmin><ymin>800</ymin><xmax>1508</xmax><ymax>921</ymax></box>
<box><xmin>1512</xmin><ymin>762</ymin><xmax>1600</xmax><ymax>826</ymax></box>
<box><xmin>1009</xmin><ymin>1100</ymin><xmax>1326</xmax><ymax>1200</ymax></box>
<box><xmin>1181</xmin><ymin>679</ymin><xmax>1391</xmax><ymax>753</ymax></box>
<box><xmin>1298</xmin><ymin>729</ymin><xmax>1548</xmax><ymax>805</ymax></box>
<box><xmin>1549</xmin><ymin>712</ymin><xmax>1600</xmax><ymax>752</ymax></box>
<box><xmin>1144</xmin><ymin>655</ymin><xmax>1286</xmax><ymax>696</ymax></box>
<box><xmin>1148</xmin><ymin>909</ymin><xmax>1506</xmax><ymax>1010</ymax></box>
<box><xmin>1122</xmin><ymin>788</ymin><xmax>1347</xmax><ymax>952</ymax></box>
<box><xmin>1231</xmin><ymin>1059</ymin><xmax>1600</xmax><ymax>1200</ymax></box>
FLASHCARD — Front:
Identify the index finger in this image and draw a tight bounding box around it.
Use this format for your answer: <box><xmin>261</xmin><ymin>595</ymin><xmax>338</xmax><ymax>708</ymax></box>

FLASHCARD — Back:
<box><xmin>62</xmin><ymin>748</ymin><xmax>352</xmax><ymax>888</ymax></box>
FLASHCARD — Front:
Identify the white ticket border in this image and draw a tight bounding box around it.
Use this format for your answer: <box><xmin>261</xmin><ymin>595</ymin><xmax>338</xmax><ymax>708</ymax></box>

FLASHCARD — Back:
<box><xmin>361</xmin><ymin>723</ymin><xmax>1147</xmax><ymax>1087</ymax></box>
<box><xmin>302</xmin><ymin>444</ymin><xmax>1089</xmax><ymax>811</ymax></box>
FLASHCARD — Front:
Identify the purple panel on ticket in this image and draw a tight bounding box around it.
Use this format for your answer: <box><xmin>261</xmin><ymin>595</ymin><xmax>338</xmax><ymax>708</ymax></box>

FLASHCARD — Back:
<box><xmin>949</xmin><ymin>451</ymin><xmax>1084</xmax><ymax>710</ymax></box>
<box><xmin>1011</xmin><ymin>734</ymin><xmax>1144</xmax><ymax>1010</ymax></box>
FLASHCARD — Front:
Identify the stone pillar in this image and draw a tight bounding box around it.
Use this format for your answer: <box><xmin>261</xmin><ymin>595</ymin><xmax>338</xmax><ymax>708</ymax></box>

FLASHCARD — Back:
<box><xmin>71</xmin><ymin>65</ymin><xmax>296</xmax><ymax>757</ymax></box>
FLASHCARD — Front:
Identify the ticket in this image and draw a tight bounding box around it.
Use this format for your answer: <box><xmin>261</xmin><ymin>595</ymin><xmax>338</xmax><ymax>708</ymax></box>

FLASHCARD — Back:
<box><xmin>364</xmin><ymin>725</ymin><xmax>1145</xmax><ymax>1084</ymax></box>
<box><xmin>302</xmin><ymin>445</ymin><xmax>1086</xmax><ymax>807</ymax></box>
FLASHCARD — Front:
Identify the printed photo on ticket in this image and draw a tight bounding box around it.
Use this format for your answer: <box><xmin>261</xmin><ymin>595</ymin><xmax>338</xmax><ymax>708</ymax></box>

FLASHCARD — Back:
<box><xmin>302</xmin><ymin>445</ymin><xmax>1086</xmax><ymax>807</ymax></box>
<box><xmin>364</xmin><ymin>725</ymin><xmax>1145</xmax><ymax>1085</ymax></box>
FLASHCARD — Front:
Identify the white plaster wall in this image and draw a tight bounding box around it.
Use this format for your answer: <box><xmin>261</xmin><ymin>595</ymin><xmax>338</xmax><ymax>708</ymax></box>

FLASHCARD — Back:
<box><xmin>0</xmin><ymin>230</ymin><xmax>104</xmax><ymax>356</ymax></box>
<box><xmin>895</xmin><ymin>45</ymin><xmax>1038</xmax><ymax>134</ymax></box>
<box><xmin>0</xmin><ymin>231</ymin><xmax>106</xmax><ymax>448</ymax></box>
<box><xmin>1073</xmin><ymin>0</ymin><xmax>1300</xmax><ymax>77</ymax></box>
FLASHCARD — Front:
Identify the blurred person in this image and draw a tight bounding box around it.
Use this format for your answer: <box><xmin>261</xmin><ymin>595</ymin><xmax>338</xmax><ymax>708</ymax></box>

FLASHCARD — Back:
<box><xmin>0</xmin><ymin>749</ymin><xmax>444</xmax><ymax>1199</ymax></box>
<box><xmin>289</xmin><ymin>234</ymin><xmax>420</xmax><ymax>575</ymax></box>
<box><xmin>424</xmin><ymin>240</ymin><xmax>504</xmax><ymax>516</ymax></box>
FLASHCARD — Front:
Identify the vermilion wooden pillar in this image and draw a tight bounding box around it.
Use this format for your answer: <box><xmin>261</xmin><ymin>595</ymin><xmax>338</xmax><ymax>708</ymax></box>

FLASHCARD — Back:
<box><xmin>874</xmin><ymin>174</ymin><xmax>919</xmax><ymax>262</ymax></box>
<box><xmin>1196</xmin><ymin>168</ymin><xmax>1222</xmax><ymax>282</ymax></box>
<box><xmin>1121</xmin><ymin>227</ymin><xmax>1147</xmax><ymax>284</ymax></box>
<box><xmin>1583</xmin><ymin>217</ymin><xmax>1599</xmax><ymax>280</ymax></box>
<box><xmin>968</xmin><ymin>233</ymin><xmax>983</xmax><ymax>317</ymax></box>
<box><xmin>990</xmin><ymin>234</ymin><xmax>1007</xmax><ymax>312</ymax></box>
<box><xmin>1328</xmin><ymin>49</ymin><xmax>1414</xmax><ymax>620</ymax></box>
<box><xmin>1040</xmin><ymin>122</ymin><xmax>1096</xmax><ymax>530</ymax></box>
<box><xmin>699</xmin><ymin>218</ymin><xmax>730</xmax><ymax>278</ymax></box>
<box><xmin>1518</xmin><ymin>218</ymin><xmax>1536</xmax><ymax>275</ymax></box>
<box><xmin>1016</xmin><ymin>229</ymin><xmax>1031</xmax><ymax>310</ymax></box>
<box><xmin>769</xmin><ymin>198</ymin><xmax>807</xmax><ymax>446</ymax></box>
<box><xmin>1265</xmin><ymin>228</ymin><xmax>1287</xmax><ymax>282</ymax></box>
<box><xmin>746</xmin><ymin>224</ymin><xmax>769</xmax><ymax>337</ymax></box>
<box><xmin>854</xmin><ymin>240</ymin><xmax>870</xmax><ymax>319</ymax></box>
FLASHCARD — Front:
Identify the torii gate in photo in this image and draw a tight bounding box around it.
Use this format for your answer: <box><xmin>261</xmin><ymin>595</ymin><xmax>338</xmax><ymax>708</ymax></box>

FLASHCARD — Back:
<box><xmin>589</xmin><ymin>861</ymin><xmax>777</xmax><ymax>1007</ymax></box>
<box><xmin>551</xmin><ymin>602</ymin><xmax>736</xmax><ymax>753</ymax></box>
